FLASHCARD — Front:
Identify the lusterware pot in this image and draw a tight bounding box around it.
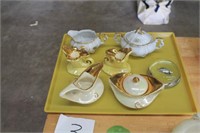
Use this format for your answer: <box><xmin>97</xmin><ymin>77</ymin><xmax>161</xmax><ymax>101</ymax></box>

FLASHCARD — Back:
<box><xmin>109</xmin><ymin>73</ymin><xmax>164</xmax><ymax>109</ymax></box>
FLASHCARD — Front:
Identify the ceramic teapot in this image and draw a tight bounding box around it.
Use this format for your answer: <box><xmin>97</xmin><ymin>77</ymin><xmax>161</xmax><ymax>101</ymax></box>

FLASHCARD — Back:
<box><xmin>68</xmin><ymin>29</ymin><xmax>108</xmax><ymax>53</ymax></box>
<box><xmin>59</xmin><ymin>63</ymin><xmax>104</xmax><ymax>104</ymax></box>
<box><xmin>172</xmin><ymin>113</ymin><xmax>200</xmax><ymax>133</ymax></box>
<box><xmin>109</xmin><ymin>73</ymin><xmax>164</xmax><ymax>109</ymax></box>
<box><xmin>103</xmin><ymin>48</ymin><xmax>132</xmax><ymax>75</ymax></box>
<box><xmin>62</xmin><ymin>46</ymin><xmax>94</xmax><ymax>76</ymax></box>
<box><xmin>114</xmin><ymin>27</ymin><xmax>164</xmax><ymax>57</ymax></box>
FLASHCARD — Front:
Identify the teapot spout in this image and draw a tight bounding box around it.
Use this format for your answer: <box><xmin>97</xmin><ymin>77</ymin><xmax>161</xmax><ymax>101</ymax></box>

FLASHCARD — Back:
<box><xmin>67</xmin><ymin>30</ymin><xmax>79</xmax><ymax>38</ymax></box>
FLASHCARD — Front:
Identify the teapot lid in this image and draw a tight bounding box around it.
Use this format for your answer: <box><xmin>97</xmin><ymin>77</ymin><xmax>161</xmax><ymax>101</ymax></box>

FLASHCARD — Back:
<box><xmin>125</xmin><ymin>28</ymin><xmax>152</xmax><ymax>45</ymax></box>
<box><xmin>123</xmin><ymin>74</ymin><xmax>148</xmax><ymax>96</ymax></box>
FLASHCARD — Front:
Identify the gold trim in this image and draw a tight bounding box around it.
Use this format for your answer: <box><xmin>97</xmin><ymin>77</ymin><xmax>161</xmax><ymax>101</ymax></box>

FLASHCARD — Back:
<box><xmin>73</xmin><ymin>63</ymin><xmax>104</xmax><ymax>90</ymax></box>
<box><xmin>62</xmin><ymin>45</ymin><xmax>89</xmax><ymax>60</ymax></box>
<box><xmin>105</xmin><ymin>48</ymin><xmax>132</xmax><ymax>62</ymax></box>
<box><xmin>132</xmin><ymin>77</ymin><xmax>140</xmax><ymax>83</ymax></box>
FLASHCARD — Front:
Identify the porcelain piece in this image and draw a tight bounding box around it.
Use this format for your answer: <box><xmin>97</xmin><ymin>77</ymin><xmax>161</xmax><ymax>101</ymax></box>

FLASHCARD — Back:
<box><xmin>109</xmin><ymin>73</ymin><xmax>164</xmax><ymax>109</ymax></box>
<box><xmin>102</xmin><ymin>48</ymin><xmax>132</xmax><ymax>76</ymax></box>
<box><xmin>148</xmin><ymin>59</ymin><xmax>181</xmax><ymax>88</ymax></box>
<box><xmin>59</xmin><ymin>63</ymin><xmax>104</xmax><ymax>104</ymax></box>
<box><xmin>62</xmin><ymin>46</ymin><xmax>94</xmax><ymax>76</ymax></box>
<box><xmin>114</xmin><ymin>27</ymin><xmax>164</xmax><ymax>57</ymax></box>
<box><xmin>172</xmin><ymin>113</ymin><xmax>200</xmax><ymax>133</ymax></box>
<box><xmin>67</xmin><ymin>29</ymin><xmax>108</xmax><ymax>53</ymax></box>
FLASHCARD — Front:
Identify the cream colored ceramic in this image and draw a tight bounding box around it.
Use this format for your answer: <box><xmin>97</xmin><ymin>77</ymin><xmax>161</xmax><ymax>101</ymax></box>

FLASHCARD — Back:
<box><xmin>114</xmin><ymin>27</ymin><xmax>164</xmax><ymax>57</ymax></box>
<box><xmin>62</xmin><ymin>46</ymin><xmax>94</xmax><ymax>76</ymax></box>
<box><xmin>59</xmin><ymin>63</ymin><xmax>104</xmax><ymax>104</ymax></box>
<box><xmin>68</xmin><ymin>29</ymin><xmax>108</xmax><ymax>53</ymax></box>
<box><xmin>109</xmin><ymin>73</ymin><xmax>164</xmax><ymax>109</ymax></box>
<box><xmin>172</xmin><ymin>113</ymin><xmax>200</xmax><ymax>133</ymax></box>
<box><xmin>102</xmin><ymin>48</ymin><xmax>132</xmax><ymax>76</ymax></box>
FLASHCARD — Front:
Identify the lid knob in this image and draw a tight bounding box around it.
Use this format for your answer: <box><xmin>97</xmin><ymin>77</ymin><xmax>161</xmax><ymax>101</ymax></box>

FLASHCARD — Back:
<box><xmin>135</xmin><ymin>27</ymin><xmax>144</xmax><ymax>34</ymax></box>
<box><xmin>123</xmin><ymin>74</ymin><xmax>148</xmax><ymax>96</ymax></box>
<box><xmin>133</xmin><ymin>77</ymin><xmax>140</xmax><ymax>83</ymax></box>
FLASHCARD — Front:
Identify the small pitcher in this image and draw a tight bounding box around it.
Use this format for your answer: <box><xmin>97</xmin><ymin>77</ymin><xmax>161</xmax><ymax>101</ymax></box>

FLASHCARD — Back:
<box><xmin>109</xmin><ymin>73</ymin><xmax>165</xmax><ymax>109</ymax></box>
<box><xmin>62</xmin><ymin>46</ymin><xmax>94</xmax><ymax>76</ymax></box>
<box><xmin>103</xmin><ymin>48</ymin><xmax>132</xmax><ymax>75</ymax></box>
<box><xmin>67</xmin><ymin>29</ymin><xmax>108</xmax><ymax>53</ymax></box>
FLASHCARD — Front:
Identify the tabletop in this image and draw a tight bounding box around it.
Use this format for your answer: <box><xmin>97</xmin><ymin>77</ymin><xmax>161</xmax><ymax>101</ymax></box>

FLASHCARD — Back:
<box><xmin>43</xmin><ymin>37</ymin><xmax>199</xmax><ymax>133</ymax></box>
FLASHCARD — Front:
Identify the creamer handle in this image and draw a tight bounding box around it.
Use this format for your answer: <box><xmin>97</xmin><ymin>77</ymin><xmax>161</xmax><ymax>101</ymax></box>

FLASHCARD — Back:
<box><xmin>98</xmin><ymin>33</ymin><xmax>108</xmax><ymax>44</ymax></box>
<box><xmin>114</xmin><ymin>33</ymin><xmax>122</xmax><ymax>44</ymax></box>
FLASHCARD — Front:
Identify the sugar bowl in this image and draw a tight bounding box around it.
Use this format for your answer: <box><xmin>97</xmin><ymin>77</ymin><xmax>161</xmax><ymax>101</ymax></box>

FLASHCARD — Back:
<box><xmin>114</xmin><ymin>27</ymin><xmax>164</xmax><ymax>57</ymax></box>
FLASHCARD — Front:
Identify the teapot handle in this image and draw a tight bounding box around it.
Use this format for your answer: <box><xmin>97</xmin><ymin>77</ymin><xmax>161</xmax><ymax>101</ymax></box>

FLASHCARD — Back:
<box><xmin>114</xmin><ymin>33</ymin><xmax>122</xmax><ymax>44</ymax></box>
<box><xmin>98</xmin><ymin>33</ymin><xmax>108</xmax><ymax>44</ymax></box>
<box><xmin>155</xmin><ymin>37</ymin><xmax>164</xmax><ymax>49</ymax></box>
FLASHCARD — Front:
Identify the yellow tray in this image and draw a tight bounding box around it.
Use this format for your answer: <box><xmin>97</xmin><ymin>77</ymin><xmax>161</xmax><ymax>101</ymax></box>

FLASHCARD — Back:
<box><xmin>44</xmin><ymin>32</ymin><xmax>198</xmax><ymax>115</ymax></box>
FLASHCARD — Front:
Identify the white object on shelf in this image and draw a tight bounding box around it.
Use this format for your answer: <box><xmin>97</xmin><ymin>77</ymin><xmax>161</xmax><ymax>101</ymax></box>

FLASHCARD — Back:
<box><xmin>137</xmin><ymin>0</ymin><xmax>173</xmax><ymax>25</ymax></box>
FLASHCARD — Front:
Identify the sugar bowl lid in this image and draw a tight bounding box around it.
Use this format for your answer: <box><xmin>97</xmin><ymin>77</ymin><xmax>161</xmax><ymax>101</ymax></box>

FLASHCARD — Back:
<box><xmin>125</xmin><ymin>27</ymin><xmax>152</xmax><ymax>45</ymax></box>
<box><xmin>123</xmin><ymin>74</ymin><xmax>148</xmax><ymax>96</ymax></box>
